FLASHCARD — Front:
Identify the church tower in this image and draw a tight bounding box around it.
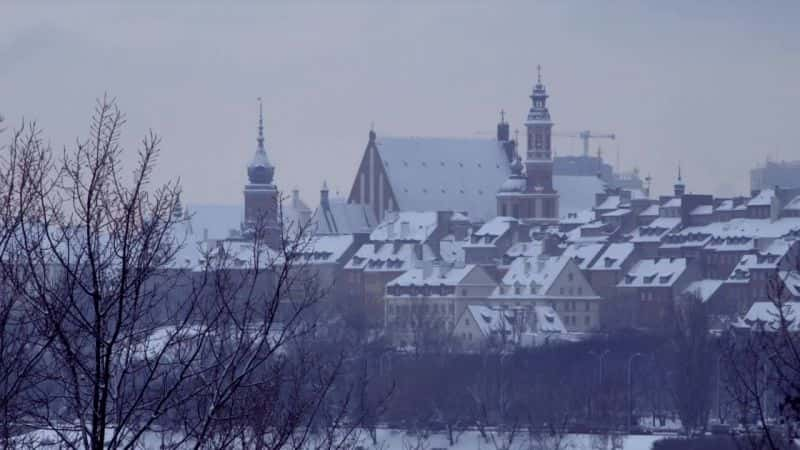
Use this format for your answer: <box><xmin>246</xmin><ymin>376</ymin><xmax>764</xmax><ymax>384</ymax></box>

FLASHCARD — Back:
<box><xmin>496</xmin><ymin>66</ymin><xmax>559</xmax><ymax>225</ymax></box>
<box><xmin>243</xmin><ymin>98</ymin><xmax>280</xmax><ymax>247</ymax></box>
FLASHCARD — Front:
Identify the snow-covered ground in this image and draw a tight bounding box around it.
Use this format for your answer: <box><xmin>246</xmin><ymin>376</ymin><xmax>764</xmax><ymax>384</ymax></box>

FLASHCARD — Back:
<box><xmin>17</xmin><ymin>427</ymin><xmax>667</xmax><ymax>449</ymax></box>
<box><xmin>357</xmin><ymin>429</ymin><xmax>664</xmax><ymax>450</ymax></box>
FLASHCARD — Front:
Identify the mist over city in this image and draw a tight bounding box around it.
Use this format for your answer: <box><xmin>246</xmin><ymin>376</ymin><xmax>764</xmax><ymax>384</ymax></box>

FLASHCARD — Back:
<box><xmin>1</xmin><ymin>2</ymin><xmax>799</xmax><ymax>449</ymax></box>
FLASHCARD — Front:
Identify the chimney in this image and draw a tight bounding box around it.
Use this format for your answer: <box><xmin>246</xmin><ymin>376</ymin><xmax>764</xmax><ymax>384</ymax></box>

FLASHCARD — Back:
<box><xmin>413</xmin><ymin>242</ymin><xmax>423</xmax><ymax>260</ymax></box>
<box><xmin>387</xmin><ymin>221</ymin><xmax>396</xmax><ymax>240</ymax></box>
<box><xmin>400</xmin><ymin>221</ymin><xmax>411</xmax><ymax>239</ymax></box>
<box><xmin>292</xmin><ymin>189</ymin><xmax>301</xmax><ymax>208</ymax></box>
<box><xmin>422</xmin><ymin>260</ymin><xmax>433</xmax><ymax>279</ymax></box>
<box><xmin>203</xmin><ymin>228</ymin><xmax>208</xmax><ymax>241</ymax></box>
<box><xmin>320</xmin><ymin>181</ymin><xmax>330</xmax><ymax>210</ymax></box>
<box><xmin>770</xmin><ymin>186</ymin><xmax>781</xmax><ymax>222</ymax></box>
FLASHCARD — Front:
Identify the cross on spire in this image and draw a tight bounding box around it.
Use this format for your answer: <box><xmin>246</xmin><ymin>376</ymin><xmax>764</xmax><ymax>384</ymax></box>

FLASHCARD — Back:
<box><xmin>500</xmin><ymin>109</ymin><xmax>505</xmax><ymax>124</ymax></box>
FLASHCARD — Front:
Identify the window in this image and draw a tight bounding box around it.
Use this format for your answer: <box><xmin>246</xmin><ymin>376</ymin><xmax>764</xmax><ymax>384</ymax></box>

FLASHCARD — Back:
<box><xmin>584</xmin><ymin>302</ymin><xmax>589</xmax><ymax>312</ymax></box>
<box><xmin>578</xmin><ymin>287</ymin><xmax>583</xmax><ymax>295</ymax></box>
<box><xmin>585</xmin><ymin>316</ymin><xmax>591</xmax><ymax>326</ymax></box>
<box><xmin>568</xmin><ymin>273</ymin><xmax>574</xmax><ymax>282</ymax></box>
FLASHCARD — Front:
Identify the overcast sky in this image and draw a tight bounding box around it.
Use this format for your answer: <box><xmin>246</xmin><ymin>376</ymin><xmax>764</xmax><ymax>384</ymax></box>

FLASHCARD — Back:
<box><xmin>2</xmin><ymin>1</ymin><xmax>799</xmax><ymax>207</ymax></box>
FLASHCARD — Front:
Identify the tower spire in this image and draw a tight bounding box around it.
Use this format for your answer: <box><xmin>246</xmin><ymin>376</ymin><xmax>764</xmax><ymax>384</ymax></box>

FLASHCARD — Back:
<box><xmin>257</xmin><ymin>97</ymin><xmax>265</xmax><ymax>151</ymax></box>
<box><xmin>537</xmin><ymin>64</ymin><xmax>542</xmax><ymax>84</ymax></box>
<box><xmin>247</xmin><ymin>97</ymin><xmax>274</xmax><ymax>185</ymax></box>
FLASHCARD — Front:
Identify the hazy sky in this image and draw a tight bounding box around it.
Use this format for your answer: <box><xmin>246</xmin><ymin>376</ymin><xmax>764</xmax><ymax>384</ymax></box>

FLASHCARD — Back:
<box><xmin>2</xmin><ymin>1</ymin><xmax>799</xmax><ymax>207</ymax></box>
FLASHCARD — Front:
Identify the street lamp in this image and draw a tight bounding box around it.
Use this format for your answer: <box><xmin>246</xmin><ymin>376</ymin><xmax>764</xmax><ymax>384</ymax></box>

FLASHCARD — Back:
<box><xmin>627</xmin><ymin>352</ymin><xmax>644</xmax><ymax>433</ymax></box>
<box><xmin>716</xmin><ymin>353</ymin><xmax>724</xmax><ymax>424</ymax></box>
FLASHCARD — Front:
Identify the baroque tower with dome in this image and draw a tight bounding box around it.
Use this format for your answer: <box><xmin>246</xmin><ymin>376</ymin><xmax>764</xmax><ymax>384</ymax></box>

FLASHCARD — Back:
<box><xmin>496</xmin><ymin>66</ymin><xmax>560</xmax><ymax>225</ymax></box>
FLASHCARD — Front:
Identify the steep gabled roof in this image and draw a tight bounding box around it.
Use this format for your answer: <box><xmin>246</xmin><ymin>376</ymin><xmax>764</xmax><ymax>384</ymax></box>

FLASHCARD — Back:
<box><xmin>375</xmin><ymin>136</ymin><xmax>510</xmax><ymax>221</ymax></box>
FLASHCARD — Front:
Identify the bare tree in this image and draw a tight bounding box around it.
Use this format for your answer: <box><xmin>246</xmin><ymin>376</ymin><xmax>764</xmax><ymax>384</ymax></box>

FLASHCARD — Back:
<box><xmin>724</xmin><ymin>261</ymin><xmax>800</xmax><ymax>450</ymax></box>
<box><xmin>0</xmin><ymin>120</ymin><xmax>55</xmax><ymax>447</ymax></box>
<box><xmin>3</xmin><ymin>97</ymin><xmax>380</xmax><ymax>449</ymax></box>
<box><xmin>667</xmin><ymin>294</ymin><xmax>714</xmax><ymax>436</ymax></box>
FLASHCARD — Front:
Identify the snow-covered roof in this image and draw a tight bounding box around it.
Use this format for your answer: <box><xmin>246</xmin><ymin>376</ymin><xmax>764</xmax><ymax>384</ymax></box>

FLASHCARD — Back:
<box><xmin>375</xmin><ymin>136</ymin><xmax>509</xmax><ymax>221</ymax></box>
<box><xmin>373</xmin><ymin>135</ymin><xmax>606</xmax><ymax>221</ymax></box>
<box><xmin>345</xmin><ymin>241</ymin><xmax>432</xmax><ymax>272</ymax></box>
<box><xmin>684</xmin><ymin>279</ymin><xmax>724</xmax><ymax>302</ymax></box>
<box><xmin>662</xmin><ymin>197</ymin><xmax>682</xmax><ymax>208</ymax></box>
<box><xmin>705</xmin><ymin>236</ymin><xmax>755</xmax><ymax>252</ymax></box>
<box><xmin>439</xmin><ymin>235</ymin><xmax>467</xmax><ymax>265</ymax></box>
<box><xmin>504</xmin><ymin>241</ymin><xmax>543</xmax><ymax>261</ymax></box>
<box><xmin>619</xmin><ymin>257</ymin><xmax>688</xmax><ymax>288</ymax></box>
<box><xmin>560</xmin><ymin>209</ymin><xmax>595</xmax><ymax>224</ymax></box>
<box><xmin>744</xmin><ymin>301</ymin><xmax>800</xmax><ymax>332</ymax></box>
<box><xmin>639</xmin><ymin>204</ymin><xmax>660</xmax><ymax>217</ymax></box>
<box><xmin>589</xmin><ymin>242</ymin><xmax>635</xmax><ymax>271</ymax></box>
<box><xmin>299</xmin><ymin>234</ymin><xmax>355</xmax><ymax>264</ymax></box>
<box><xmin>494</xmin><ymin>255</ymin><xmax>578</xmax><ymax>298</ymax></box>
<box><xmin>465</xmin><ymin>305</ymin><xmax>514</xmax><ymax>337</ymax></box>
<box><xmin>369</xmin><ymin>211</ymin><xmax>438</xmax><ymax>242</ymax></box>
<box><xmin>749</xmin><ymin>189</ymin><xmax>775</xmax><ymax>207</ymax></box>
<box><xmin>675</xmin><ymin>218</ymin><xmax>800</xmax><ymax>240</ymax></box>
<box><xmin>660</xmin><ymin>231</ymin><xmax>711</xmax><ymax>249</ymax></box>
<box><xmin>602</xmin><ymin>208</ymin><xmax>631</xmax><ymax>217</ymax></box>
<box><xmin>467</xmin><ymin>216</ymin><xmax>515</xmax><ymax>246</ymax></box>
<box><xmin>715</xmin><ymin>199</ymin><xmax>735</xmax><ymax>212</ymax></box>
<box><xmin>785</xmin><ymin>195</ymin><xmax>800</xmax><ymax>211</ymax></box>
<box><xmin>596</xmin><ymin>195</ymin><xmax>621</xmax><ymax>211</ymax></box>
<box><xmin>314</xmin><ymin>197</ymin><xmax>377</xmax><ymax>235</ymax></box>
<box><xmin>629</xmin><ymin>217</ymin><xmax>681</xmax><ymax>243</ymax></box>
<box><xmin>690</xmin><ymin>205</ymin><xmax>713</xmax><ymax>216</ymax></box>
<box><xmin>529</xmin><ymin>305</ymin><xmax>567</xmax><ymax>334</ymax></box>
<box><xmin>561</xmin><ymin>243</ymin><xmax>605</xmax><ymax>270</ymax></box>
<box><xmin>386</xmin><ymin>263</ymin><xmax>479</xmax><ymax>289</ymax></box>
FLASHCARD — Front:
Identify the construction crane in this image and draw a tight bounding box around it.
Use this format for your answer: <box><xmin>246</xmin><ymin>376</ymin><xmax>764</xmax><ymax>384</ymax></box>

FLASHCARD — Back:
<box><xmin>553</xmin><ymin>130</ymin><xmax>616</xmax><ymax>157</ymax></box>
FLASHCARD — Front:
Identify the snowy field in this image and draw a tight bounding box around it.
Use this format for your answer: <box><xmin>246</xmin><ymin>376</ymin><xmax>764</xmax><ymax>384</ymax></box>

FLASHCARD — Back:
<box><xmin>18</xmin><ymin>427</ymin><xmax>667</xmax><ymax>449</ymax></box>
<box><xmin>356</xmin><ymin>428</ymin><xmax>665</xmax><ymax>450</ymax></box>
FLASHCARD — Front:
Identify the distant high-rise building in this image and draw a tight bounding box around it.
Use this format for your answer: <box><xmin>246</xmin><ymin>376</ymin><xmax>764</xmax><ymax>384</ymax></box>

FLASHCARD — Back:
<box><xmin>751</xmin><ymin>160</ymin><xmax>800</xmax><ymax>193</ymax></box>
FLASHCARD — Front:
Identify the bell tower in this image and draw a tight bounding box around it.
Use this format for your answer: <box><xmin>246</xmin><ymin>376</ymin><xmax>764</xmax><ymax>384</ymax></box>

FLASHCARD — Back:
<box><xmin>243</xmin><ymin>98</ymin><xmax>280</xmax><ymax>247</ymax></box>
<box><xmin>525</xmin><ymin>65</ymin><xmax>555</xmax><ymax>194</ymax></box>
<box><xmin>496</xmin><ymin>66</ymin><xmax>560</xmax><ymax>225</ymax></box>
<box><xmin>522</xmin><ymin>66</ymin><xmax>559</xmax><ymax>223</ymax></box>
